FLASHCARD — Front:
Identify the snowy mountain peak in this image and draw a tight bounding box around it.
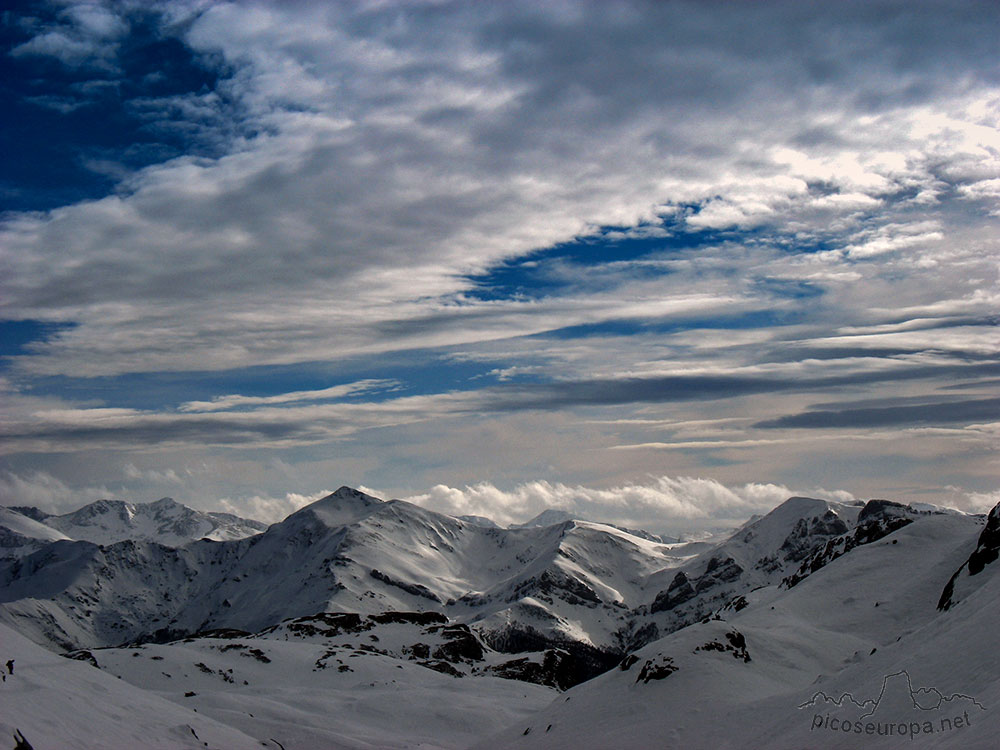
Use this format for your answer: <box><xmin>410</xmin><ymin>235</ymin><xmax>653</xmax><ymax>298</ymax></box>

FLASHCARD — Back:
<box><xmin>281</xmin><ymin>485</ymin><xmax>384</xmax><ymax>530</ymax></box>
<box><xmin>330</xmin><ymin>485</ymin><xmax>381</xmax><ymax>501</ymax></box>
<box><xmin>512</xmin><ymin>509</ymin><xmax>575</xmax><ymax>528</ymax></box>
<box><xmin>31</xmin><ymin>497</ymin><xmax>267</xmax><ymax>547</ymax></box>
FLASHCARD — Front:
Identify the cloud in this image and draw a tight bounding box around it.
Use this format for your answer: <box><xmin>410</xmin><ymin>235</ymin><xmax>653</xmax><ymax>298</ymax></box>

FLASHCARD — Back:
<box><xmin>756</xmin><ymin>397</ymin><xmax>1000</xmax><ymax>430</ymax></box>
<box><xmin>0</xmin><ymin>470</ymin><xmax>111</xmax><ymax>514</ymax></box>
<box><xmin>2</xmin><ymin>2</ymin><xmax>999</xmax><ymax>517</ymax></box>
<box><xmin>217</xmin><ymin>490</ymin><xmax>328</xmax><ymax>525</ymax></box>
<box><xmin>402</xmin><ymin>476</ymin><xmax>856</xmax><ymax>534</ymax></box>
<box><xmin>11</xmin><ymin>2</ymin><xmax>128</xmax><ymax>70</ymax></box>
<box><xmin>2</xmin><ymin>1</ymin><xmax>999</xmax><ymax>381</ymax></box>
<box><xmin>953</xmin><ymin>488</ymin><xmax>1000</xmax><ymax>514</ymax></box>
<box><xmin>179</xmin><ymin>379</ymin><xmax>400</xmax><ymax>412</ymax></box>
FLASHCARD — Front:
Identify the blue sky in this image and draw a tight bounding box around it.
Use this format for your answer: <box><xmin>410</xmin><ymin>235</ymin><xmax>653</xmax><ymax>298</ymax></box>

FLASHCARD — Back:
<box><xmin>2</xmin><ymin>1</ymin><xmax>999</xmax><ymax>530</ymax></box>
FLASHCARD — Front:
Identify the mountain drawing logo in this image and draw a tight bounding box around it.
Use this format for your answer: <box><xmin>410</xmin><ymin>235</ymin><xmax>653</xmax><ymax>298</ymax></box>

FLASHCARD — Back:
<box><xmin>799</xmin><ymin>670</ymin><xmax>986</xmax><ymax>741</ymax></box>
<box><xmin>798</xmin><ymin>670</ymin><xmax>985</xmax><ymax>718</ymax></box>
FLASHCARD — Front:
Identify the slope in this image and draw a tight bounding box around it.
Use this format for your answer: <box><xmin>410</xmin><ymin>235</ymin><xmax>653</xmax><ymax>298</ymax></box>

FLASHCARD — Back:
<box><xmin>0</xmin><ymin>621</ymin><xmax>262</xmax><ymax>750</ymax></box>
<box><xmin>477</xmin><ymin>505</ymin><xmax>993</xmax><ymax>749</ymax></box>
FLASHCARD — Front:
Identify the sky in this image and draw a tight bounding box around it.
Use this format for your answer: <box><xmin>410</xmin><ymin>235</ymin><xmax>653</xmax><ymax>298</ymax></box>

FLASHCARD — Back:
<box><xmin>1</xmin><ymin>0</ymin><xmax>999</xmax><ymax>533</ymax></box>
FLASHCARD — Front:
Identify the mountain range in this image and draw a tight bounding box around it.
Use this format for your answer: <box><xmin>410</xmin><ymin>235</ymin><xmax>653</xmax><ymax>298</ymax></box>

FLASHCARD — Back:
<box><xmin>1</xmin><ymin>487</ymin><xmax>996</xmax><ymax>748</ymax></box>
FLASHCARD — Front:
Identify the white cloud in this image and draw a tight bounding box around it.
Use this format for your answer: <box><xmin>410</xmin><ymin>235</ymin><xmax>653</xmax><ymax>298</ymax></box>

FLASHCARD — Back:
<box><xmin>0</xmin><ymin>470</ymin><xmax>111</xmax><ymax>514</ymax></box>
<box><xmin>2</xmin><ymin>2</ymin><xmax>999</xmax><ymax>516</ymax></box>
<box><xmin>217</xmin><ymin>490</ymin><xmax>329</xmax><ymax>525</ymax></box>
<box><xmin>11</xmin><ymin>2</ymin><xmax>127</xmax><ymax>70</ymax></box>
<box><xmin>402</xmin><ymin>476</ymin><xmax>857</xmax><ymax>534</ymax></box>
<box><xmin>179</xmin><ymin>379</ymin><xmax>400</xmax><ymax>412</ymax></box>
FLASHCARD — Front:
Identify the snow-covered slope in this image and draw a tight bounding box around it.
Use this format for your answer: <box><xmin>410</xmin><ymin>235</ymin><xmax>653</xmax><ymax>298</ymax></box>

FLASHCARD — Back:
<box><xmin>0</xmin><ymin>621</ymin><xmax>261</xmax><ymax>750</ymax></box>
<box><xmin>0</xmin><ymin>506</ymin><xmax>72</xmax><ymax>562</ymax></box>
<box><xmin>73</xmin><ymin>611</ymin><xmax>558</xmax><ymax>749</ymax></box>
<box><xmin>477</xmin><ymin>505</ymin><xmax>997</xmax><ymax>750</ymax></box>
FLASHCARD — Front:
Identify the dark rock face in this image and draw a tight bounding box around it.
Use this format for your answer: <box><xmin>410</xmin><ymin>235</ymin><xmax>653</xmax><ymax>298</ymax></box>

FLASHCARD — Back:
<box><xmin>779</xmin><ymin>511</ymin><xmax>850</xmax><ymax>563</ymax></box>
<box><xmin>8</xmin><ymin>506</ymin><xmax>50</xmax><ymax>523</ymax></box>
<box><xmin>618</xmin><ymin>653</ymin><xmax>640</xmax><ymax>671</ymax></box>
<box><xmin>278</xmin><ymin>612</ymin><xmax>369</xmax><ymax>638</ymax></box>
<box><xmin>939</xmin><ymin>502</ymin><xmax>1000</xmax><ymax>611</ymax></box>
<box><xmin>634</xmin><ymin>655</ymin><xmax>677</xmax><ymax>683</ymax></box>
<box><xmin>650</xmin><ymin>557</ymin><xmax>744</xmax><ymax>616</ymax></box>
<box><xmin>370</xmin><ymin>569</ymin><xmax>442</xmax><ymax>602</ymax></box>
<box><xmin>698</xmin><ymin>556</ymin><xmax>743</xmax><ymax>589</ymax></box>
<box><xmin>694</xmin><ymin>629</ymin><xmax>751</xmax><ymax>663</ymax></box>
<box><xmin>857</xmin><ymin>499</ymin><xmax>909</xmax><ymax>523</ymax></box>
<box><xmin>481</xmin><ymin>624</ymin><xmax>622</xmax><ymax>689</ymax></box>
<box><xmin>782</xmin><ymin>502</ymin><xmax>915</xmax><ymax>589</ymax></box>
<box><xmin>62</xmin><ymin>649</ymin><xmax>100</xmax><ymax>668</ymax></box>
<box><xmin>512</xmin><ymin>569</ymin><xmax>601</xmax><ymax>607</ymax></box>
<box><xmin>487</xmin><ymin>648</ymin><xmax>597</xmax><ymax>691</ymax></box>
<box><xmin>967</xmin><ymin>504</ymin><xmax>1000</xmax><ymax>576</ymax></box>
<box><xmin>369</xmin><ymin>611</ymin><xmax>448</xmax><ymax>627</ymax></box>
<box><xmin>431</xmin><ymin>624</ymin><xmax>485</xmax><ymax>662</ymax></box>
<box><xmin>417</xmin><ymin>659</ymin><xmax>464</xmax><ymax>677</ymax></box>
<box><xmin>650</xmin><ymin>571</ymin><xmax>697</xmax><ymax>613</ymax></box>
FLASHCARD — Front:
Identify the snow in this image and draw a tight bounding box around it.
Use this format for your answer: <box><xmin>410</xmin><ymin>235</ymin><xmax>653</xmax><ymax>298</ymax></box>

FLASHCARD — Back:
<box><xmin>0</xmin><ymin>507</ymin><xmax>70</xmax><ymax>542</ymax></box>
<box><xmin>0</xmin><ymin>622</ymin><xmax>261</xmax><ymax>749</ymax></box>
<box><xmin>43</xmin><ymin>497</ymin><xmax>267</xmax><ymax>546</ymax></box>
<box><xmin>84</xmin><ymin>620</ymin><xmax>557</xmax><ymax>750</ymax></box>
<box><xmin>476</xmin><ymin>510</ymin><xmax>998</xmax><ymax>750</ymax></box>
<box><xmin>1</xmin><ymin>488</ymin><xmax>996</xmax><ymax>749</ymax></box>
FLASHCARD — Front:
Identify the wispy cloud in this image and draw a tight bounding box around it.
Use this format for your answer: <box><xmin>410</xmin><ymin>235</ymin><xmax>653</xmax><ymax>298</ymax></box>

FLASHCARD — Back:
<box><xmin>179</xmin><ymin>379</ymin><xmax>400</xmax><ymax>412</ymax></box>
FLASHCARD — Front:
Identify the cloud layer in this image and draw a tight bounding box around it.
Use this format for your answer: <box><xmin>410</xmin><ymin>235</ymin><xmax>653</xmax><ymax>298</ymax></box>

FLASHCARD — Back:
<box><xmin>1</xmin><ymin>1</ymin><xmax>998</xmax><ymax>525</ymax></box>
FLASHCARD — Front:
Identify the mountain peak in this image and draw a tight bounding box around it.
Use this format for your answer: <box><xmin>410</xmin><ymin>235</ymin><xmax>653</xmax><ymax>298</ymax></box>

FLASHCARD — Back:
<box><xmin>287</xmin><ymin>486</ymin><xmax>384</xmax><ymax>529</ymax></box>
<box><xmin>328</xmin><ymin>486</ymin><xmax>381</xmax><ymax>501</ymax></box>
<box><xmin>511</xmin><ymin>508</ymin><xmax>575</xmax><ymax>529</ymax></box>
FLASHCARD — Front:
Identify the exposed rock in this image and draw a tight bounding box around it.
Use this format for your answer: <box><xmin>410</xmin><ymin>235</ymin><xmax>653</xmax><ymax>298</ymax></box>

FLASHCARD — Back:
<box><xmin>650</xmin><ymin>571</ymin><xmax>697</xmax><ymax>613</ymax></box>
<box><xmin>939</xmin><ymin>502</ymin><xmax>1000</xmax><ymax>611</ymax></box>
<box><xmin>370</xmin><ymin>569</ymin><xmax>442</xmax><ymax>602</ymax></box>
<box><xmin>782</xmin><ymin>501</ymin><xmax>915</xmax><ymax>589</ymax></box>
<box><xmin>635</xmin><ymin>655</ymin><xmax>678</xmax><ymax>683</ymax></box>
<box><xmin>694</xmin><ymin>629</ymin><xmax>751</xmax><ymax>663</ymax></box>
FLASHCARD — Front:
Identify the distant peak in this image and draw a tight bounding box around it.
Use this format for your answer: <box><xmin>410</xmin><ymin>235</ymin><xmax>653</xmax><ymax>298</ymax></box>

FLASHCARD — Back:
<box><xmin>511</xmin><ymin>508</ymin><xmax>575</xmax><ymax>529</ymax></box>
<box><xmin>326</xmin><ymin>486</ymin><xmax>382</xmax><ymax>502</ymax></box>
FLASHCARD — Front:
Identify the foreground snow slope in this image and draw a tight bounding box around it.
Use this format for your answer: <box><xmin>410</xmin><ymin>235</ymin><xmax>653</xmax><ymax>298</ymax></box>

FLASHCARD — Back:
<box><xmin>0</xmin><ymin>622</ymin><xmax>262</xmax><ymax>750</ymax></box>
<box><xmin>478</xmin><ymin>508</ymin><xmax>998</xmax><ymax>749</ymax></box>
<box><xmin>84</xmin><ymin>612</ymin><xmax>557</xmax><ymax>750</ymax></box>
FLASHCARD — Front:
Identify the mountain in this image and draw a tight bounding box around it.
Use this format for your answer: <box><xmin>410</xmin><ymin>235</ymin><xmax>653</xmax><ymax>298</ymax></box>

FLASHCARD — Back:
<box><xmin>0</xmin><ymin>489</ymin><xmax>897</xmax><ymax>675</ymax></box>
<box><xmin>0</xmin><ymin>487</ymin><xmax>690</xmax><ymax>666</ymax></box>
<box><xmin>511</xmin><ymin>509</ymin><xmax>576</xmax><ymax>528</ymax></box>
<box><xmin>1</xmin><ymin>485</ymin><xmax>995</xmax><ymax>748</ymax></box>
<box><xmin>938</xmin><ymin>500</ymin><xmax>1000</xmax><ymax>611</ymax></box>
<box><xmin>476</xmin><ymin>503</ymin><xmax>999</xmax><ymax>749</ymax></box>
<box><xmin>510</xmin><ymin>508</ymin><xmax>675</xmax><ymax>543</ymax></box>
<box><xmin>0</xmin><ymin>506</ymin><xmax>72</xmax><ymax>563</ymax></box>
<box><xmin>39</xmin><ymin>497</ymin><xmax>268</xmax><ymax>545</ymax></box>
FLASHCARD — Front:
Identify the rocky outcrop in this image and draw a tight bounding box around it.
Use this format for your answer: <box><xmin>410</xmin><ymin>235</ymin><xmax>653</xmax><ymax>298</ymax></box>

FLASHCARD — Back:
<box><xmin>938</xmin><ymin>502</ymin><xmax>1000</xmax><ymax>611</ymax></box>
<box><xmin>782</xmin><ymin>500</ymin><xmax>916</xmax><ymax>589</ymax></box>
